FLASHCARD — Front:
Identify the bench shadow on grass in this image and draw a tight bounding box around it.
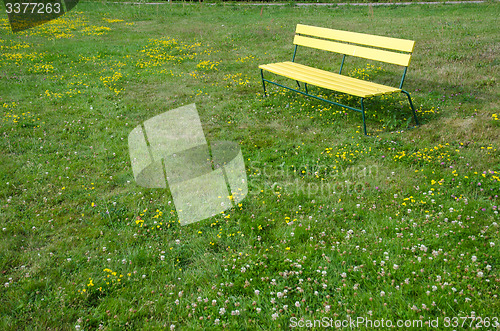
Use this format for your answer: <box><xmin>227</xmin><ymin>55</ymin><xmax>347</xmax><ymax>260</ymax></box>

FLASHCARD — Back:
<box><xmin>260</xmin><ymin>64</ymin><xmax>456</xmax><ymax>136</ymax></box>
<box><xmin>275</xmin><ymin>85</ymin><xmax>440</xmax><ymax>136</ymax></box>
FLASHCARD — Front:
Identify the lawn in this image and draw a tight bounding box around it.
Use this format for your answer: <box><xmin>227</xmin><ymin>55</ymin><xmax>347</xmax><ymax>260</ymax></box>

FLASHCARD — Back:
<box><xmin>0</xmin><ymin>1</ymin><xmax>499</xmax><ymax>329</ymax></box>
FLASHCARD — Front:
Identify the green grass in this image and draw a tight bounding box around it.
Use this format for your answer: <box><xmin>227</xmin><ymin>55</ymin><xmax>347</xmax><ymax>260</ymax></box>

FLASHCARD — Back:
<box><xmin>0</xmin><ymin>1</ymin><xmax>499</xmax><ymax>329</ymax></box>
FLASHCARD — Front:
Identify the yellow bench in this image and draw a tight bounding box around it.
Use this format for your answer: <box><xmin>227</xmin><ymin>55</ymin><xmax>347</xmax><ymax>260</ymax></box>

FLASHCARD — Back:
<box><xmin>259</xmin><ymin>24</ymin><xmax>420</xmax><ymax>135</ymax></box>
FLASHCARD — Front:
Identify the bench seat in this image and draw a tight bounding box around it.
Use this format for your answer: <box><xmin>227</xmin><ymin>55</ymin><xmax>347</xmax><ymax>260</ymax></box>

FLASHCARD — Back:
<box><xmin>259</xmin><ymin>61</ymin><xmax>400</xmax><ymax>98</ymax></box>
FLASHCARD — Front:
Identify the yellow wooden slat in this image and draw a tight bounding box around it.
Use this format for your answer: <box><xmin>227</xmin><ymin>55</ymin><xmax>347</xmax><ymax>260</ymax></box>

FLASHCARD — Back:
<box><xmin>293</xmin><ymin>35</ymin><xmax>412</xmax><ymax>67</ymax></box>
<box><xmin>262</xmin><ymin>64</ymin><xmax>372</xmax><ymax>97</ymax></box>
<box><xmin>259</xmin><ymin>62</ymin><xmax>400</xmax><ymax>98</ymax></box>
<box><xmin>282</xmin><ymin>62</ymin><xmax>398</xmax><ymax>93</ymax></box>
<box><xmin>260</xmin><ymin>63</ymin><xmax>376</xmax><ymax>97</ymax></box>
<box><xmin>266</xmin><ymin>63</ymin><xmax>394</xmax><ymax>95</ymax></box>
<box><xmin>262</xmin><ymin>67</ymin><xmax>370</xmax><ymax>97</ymax></box>
<box><xmin>279</xmin><ymin>62</ymin><xmax>399</xmax><ymax>96</ymax></box>
<box><xmin>296</xmin><ymin>24</ymin><xmax>415</xmax><ymax>53</ymax></box>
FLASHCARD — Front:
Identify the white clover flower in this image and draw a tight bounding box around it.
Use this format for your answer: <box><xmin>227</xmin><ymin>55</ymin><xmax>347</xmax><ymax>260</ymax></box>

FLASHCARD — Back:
<box><xmin>380</xmin><ymin>291</ymin><xmax>385</xmax><ymax>297</ymax></box>
<box><xmin>219</xmin><ymin>307</ymin><xmax>226</xmax><ymax>315</ymax></box>
<box><xmin>254</xmin><ymin>290</ymin><xmax>260</xmax><ymax>295</ymax></box>
<box><xmin>472</xmin><ymin>256</ymin><xmax>477</xmax><ymax>262</ymax></box>
<box><xmin>295</xmin><ymin>301</ymin><xmax>301</xmax><ymax>307</ymax></box>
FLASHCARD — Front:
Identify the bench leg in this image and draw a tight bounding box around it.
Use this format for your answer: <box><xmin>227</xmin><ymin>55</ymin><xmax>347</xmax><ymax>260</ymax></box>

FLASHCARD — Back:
<box><xmin>401</xmin><ymin>90</ymin><xmax>419</xmax><ymax>126</ymax></box>
<box><xmin>361</xmin><ymin>98</ymin><xmax>367</xmax><ymax>136</ymax></box>
<box><xmin>296</xmin><ymin>81</ymin><xmax>308</xmax><ymax>94</ymax></box>
<box><xmin>260</xmin><ymin>69</ymin><xmax>267</xmax><ymax>97</ymax></box>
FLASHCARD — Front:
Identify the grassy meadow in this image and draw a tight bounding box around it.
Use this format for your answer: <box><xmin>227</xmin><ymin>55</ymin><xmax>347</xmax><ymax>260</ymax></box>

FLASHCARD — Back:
<box><xmin>0</xmin><ymin>1</ymin><xmax>499</xmax><ymax>329</ymax></box>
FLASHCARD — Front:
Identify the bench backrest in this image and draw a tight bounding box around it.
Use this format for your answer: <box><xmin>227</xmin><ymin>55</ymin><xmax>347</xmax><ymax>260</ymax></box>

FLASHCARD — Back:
<box><xmin>294</xmin><ymin>24</ymin><xmax>415</xmax><ymax>67</ymax></box>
